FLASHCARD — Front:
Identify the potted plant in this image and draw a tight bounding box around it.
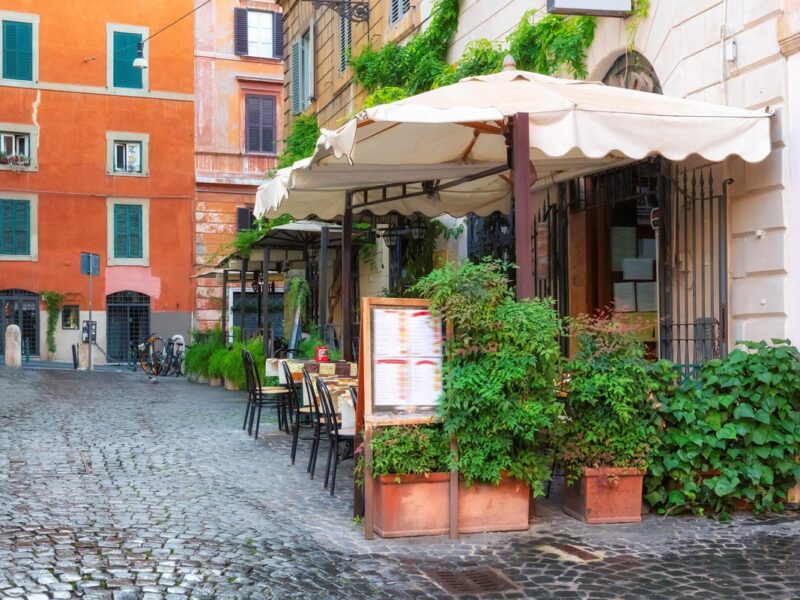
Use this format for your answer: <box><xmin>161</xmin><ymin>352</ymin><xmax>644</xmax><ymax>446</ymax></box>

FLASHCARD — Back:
<box><xmin>207</xmin><ymin>347</ymin><xmax>227</xmax><ymax>386</ymax></box>
<box><xmin>557</xmin><ymin>310</ymin><xmax>659</xmax><ymax>524</ymax></box>
<box><xmin>359</xmin><ymin>425</ymin><xmax>451</xmax><ymax>537</ymax></box>
<box><xmin>184</xmin><ymin>327</ymin><xmax>223</xmax><ymax>384</ymax></box>
<box><xmin>414</xmin><ymin>259</ymin><xmax>563</xmax><ymax>533</ymax></box>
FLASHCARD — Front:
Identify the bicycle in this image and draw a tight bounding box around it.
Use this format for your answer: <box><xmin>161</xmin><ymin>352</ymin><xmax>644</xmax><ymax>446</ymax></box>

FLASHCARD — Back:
<box><xmin>157</xmin><ymin>335</ymin><xmax>185</xmax><ymax>377</ymax></box>
<box><xmin>139</xmin><ymin>333</ymin><xmax>165</xmax><ymax>376</ymax></box>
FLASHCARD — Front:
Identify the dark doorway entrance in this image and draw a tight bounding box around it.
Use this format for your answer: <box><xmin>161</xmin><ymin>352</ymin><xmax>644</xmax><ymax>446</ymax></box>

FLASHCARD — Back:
<box><xmin>106</xmin><ymin>291</ymin><xmax>150</xmax><ymax>362</ymax></box>
<box><xmin>0</xmin><ymin>289</ymin><xmax>39</xmax><ymax>356</ymax></box>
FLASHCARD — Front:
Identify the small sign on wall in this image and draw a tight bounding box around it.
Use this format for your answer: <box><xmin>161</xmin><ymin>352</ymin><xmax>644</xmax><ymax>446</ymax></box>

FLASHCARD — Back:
<box><xmin>547</xmin><ymin>0</ymin><xmax>632</xmax><ymax>17</ymax></box>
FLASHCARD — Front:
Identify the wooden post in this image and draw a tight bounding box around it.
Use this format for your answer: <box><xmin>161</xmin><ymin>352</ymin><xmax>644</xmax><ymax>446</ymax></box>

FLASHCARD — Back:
<box><xmin>221</xmin><ymin>268</ymin><xmax>229</xmax><ymax>344</ymax></box>
<box><xmin>319</xmin><ymin>226</ymin><xmax>329</xmax><ymax>340</ymax></box>
<box><xmin>262</xmin><ymin>246</ymin><xmax>270</xmax><ymax>358</ymax></box>
<box><xmin>240</xmin><ymin>257</ymin><xmax>249</xmax><ymax>341</ymax></box>
<box><xmin>512</xmin><ymin>112</ymin><xmax>535</xmax><ymax>300</ymax></box>
<box><xmin>341</xmin><ymin>193</ymin><xmax>354</xmax><ymax>361</ymax></box>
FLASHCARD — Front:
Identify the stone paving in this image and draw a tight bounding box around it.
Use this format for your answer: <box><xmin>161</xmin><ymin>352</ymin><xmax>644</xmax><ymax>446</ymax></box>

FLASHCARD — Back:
<box><xmin>1</xmin><ymin>367</ymin><xmax>800</xmax><ymax>599</ymax></box>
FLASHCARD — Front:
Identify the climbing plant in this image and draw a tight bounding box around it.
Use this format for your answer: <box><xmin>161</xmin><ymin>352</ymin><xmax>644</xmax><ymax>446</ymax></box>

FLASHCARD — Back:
<box><xmin>226</xmin><ymin>214</ymin><xmax>294</xmax><ymax>261</ymax></box>
<box><xmin>40</xmin><ymin>291</ymin><xmax>65</xmax><ymax>355</ymax></box>
<box><xmin>277</xmin><ymin>114</ymin><xmax>321</xmax><ymax>169</ymax></box>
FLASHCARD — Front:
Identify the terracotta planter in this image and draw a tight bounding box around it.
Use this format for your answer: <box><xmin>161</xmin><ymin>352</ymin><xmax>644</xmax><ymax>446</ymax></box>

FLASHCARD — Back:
<box><xmin>197</xmin><ymin>374</ymin><xmax>208</xmax><ymax>384</ymax></box>
<box><xmin>564</xmin><ymin>467</ymin><xmax>645</xmax><ymax>524</ymax></box>
<box><xmin>458</xmin><ymin>476</ymin><xmax>530</xmax><ymax>533</ymax></box>
<box><xmin>209</xmin><ymin>376</ymin><xmax>222</xmax><ymax>387</ymax></box>
<box><xmin>373</xmin><ymin>473</ymin><xmax>450</xmax><ymax>538</ymax></box>
<box><xmin>223</xmin><ymin>378</ymin><xmax>240</xmax><ymax>391</ymax></box>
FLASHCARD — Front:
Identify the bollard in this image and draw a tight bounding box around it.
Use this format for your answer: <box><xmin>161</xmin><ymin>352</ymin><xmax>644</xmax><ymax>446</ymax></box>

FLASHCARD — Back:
<box><xmin>72</xmin><ymin>344</ymin><xmax>79</xmax><ymax>370</ymax></box>
<box><xmin>4</xmin><ymin>324</ymin><xmax>22</xmax><ymax>368</ymax></box>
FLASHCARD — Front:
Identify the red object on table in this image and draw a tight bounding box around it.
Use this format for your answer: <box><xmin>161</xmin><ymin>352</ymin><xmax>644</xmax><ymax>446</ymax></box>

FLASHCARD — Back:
<box><xmin>315</xmin><ymin>346</ymin><xmax>329</xmax><ymax>362</ymax></box>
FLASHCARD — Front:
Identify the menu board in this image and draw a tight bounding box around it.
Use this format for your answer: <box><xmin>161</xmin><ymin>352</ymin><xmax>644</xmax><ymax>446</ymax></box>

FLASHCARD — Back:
<box><xmin>371</xmin><ymin>307</ymin><xmax>443</xmax><ymax>410</ymax></box>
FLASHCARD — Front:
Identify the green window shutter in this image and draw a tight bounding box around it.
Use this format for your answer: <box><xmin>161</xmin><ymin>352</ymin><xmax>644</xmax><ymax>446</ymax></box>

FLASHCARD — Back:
<box><xmin>113</xmin><ymin>31</ymin><xmax>143</xmax><ymax>89</ymax></box>
<box><xmin>0</xmin><ymin>199</ymin><xmax>30</xmax><ymax>255</ymax></box>
<box><xmin>114</xmin><ymin>204</ymin><xmax>143</xmax><ymax>258</ymax></box>
<box><xmin>3</xmin><ymin>20</ymin><xmax>33</xmax><ymax>81</ymax></box>
<box><xmin>128</xmin><ymin>205</ymin><xmax>142</xmax><ymax>258</ymax></box>
<box><xmin>291</xmin><ymin>39</ymin><xmax>302</xmax><ymax>115</ymax></box>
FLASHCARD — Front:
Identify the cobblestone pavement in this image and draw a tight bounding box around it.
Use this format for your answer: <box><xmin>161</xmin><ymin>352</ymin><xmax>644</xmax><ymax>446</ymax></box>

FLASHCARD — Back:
<box><xmin>1</xmin><ymin>367</ymin><xmax>800</xmax><ymax>599</ymax></box>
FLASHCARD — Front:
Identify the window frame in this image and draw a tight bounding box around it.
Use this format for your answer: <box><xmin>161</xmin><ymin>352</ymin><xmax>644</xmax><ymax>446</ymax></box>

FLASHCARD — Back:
<box><xmin>0</xmin><ymin>123</ymin><xmax>37</xmax><ymax>172</ymax></box>
<box><xmin>61</xmin><ymin>305</ymin><xmax>80</xmax><ymax>330</ymax></box>
<box><xmin>247</xmin><ymin>9</ymin><xmax>274</xmax><ymax>59</ymax></box>
<box><xmin>106</xmin><ymin>198</ymin><xmax>149</xmax><ymax>267</ymax></box>
<box><xmin>106</xmin><ymin>24</ymin><xmax>149</xmax><ymax>94</ymax></box>
<box><xmin>0</xmin><ymin>11</ymin><xmax>39</xmax><ymax>84</ymax></box>
<box><xmin>339</xmin><ymin>6</ymin><xmax>352</xmax><ymax>73</ymax></box>
<box><xmin>106</xmin><ymin>131</ymin><xmax>149</xmax><ymax>177</ymax></box>
<box><xmin>0</xmin><ymin>191</ymin><xmax>37</xmax><ymax>262</ymax></box>
<box><xmin>244</xmin><ymin>94</ymin><xmax>277</xmax><ymax>155</ymax></box>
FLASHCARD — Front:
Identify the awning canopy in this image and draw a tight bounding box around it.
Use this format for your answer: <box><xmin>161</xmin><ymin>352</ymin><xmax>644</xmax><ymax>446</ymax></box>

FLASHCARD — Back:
<box><xmin>256</xmin><ymin>66</ymin><xmax>772</xmax><ymax>220</ymax></box>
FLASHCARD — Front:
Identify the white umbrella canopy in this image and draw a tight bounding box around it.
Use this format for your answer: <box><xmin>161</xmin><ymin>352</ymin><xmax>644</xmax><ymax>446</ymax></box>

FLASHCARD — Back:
<box><xmin>256</xmin><ymin>64</ymin><xmax>772</xmax><ymax>220</ymax></box>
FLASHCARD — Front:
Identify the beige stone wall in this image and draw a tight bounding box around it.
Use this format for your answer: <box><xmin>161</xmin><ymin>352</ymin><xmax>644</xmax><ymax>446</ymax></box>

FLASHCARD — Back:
<box><xmin>443</xmin><ymin>0</ymin><xmax>795</xmax><ymax>347</ymax></box>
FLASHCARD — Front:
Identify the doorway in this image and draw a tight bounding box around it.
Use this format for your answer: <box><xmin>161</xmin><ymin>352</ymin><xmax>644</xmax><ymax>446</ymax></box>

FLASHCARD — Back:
<box><xmin>0</xmin><ymin>289</ymin><xmax>39</xmax><ymax>356</ymax></box>
<box><xmin>106</xmin><ymin>291</ymin><xmax>150</xmax><ymax>362</ymax></box>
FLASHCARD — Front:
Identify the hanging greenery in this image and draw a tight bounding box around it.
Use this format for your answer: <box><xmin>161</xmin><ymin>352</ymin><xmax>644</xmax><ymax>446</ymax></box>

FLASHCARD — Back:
<box><xmin>276</xmin><ymin>114</ymin><xmax>321</xmax><ymax>169</ymax></box>
<box><xmin>40</xmin><ymin>291</ymin><xmax>65</xmax><ymax>355</ymax></box>
<box><xmin>627</xmin><ymin>0</ymin><xmax>651</xmax><ymax>51</ymax></box>
<box><xmin>284</xmin><ymin>277</ymin><xmax>311</xmax><ymax>335</ymax></box>
<box><xmin>228</xmin><ymin>214</ymin><xmax>294</xmax><ymax>260</ymax></box>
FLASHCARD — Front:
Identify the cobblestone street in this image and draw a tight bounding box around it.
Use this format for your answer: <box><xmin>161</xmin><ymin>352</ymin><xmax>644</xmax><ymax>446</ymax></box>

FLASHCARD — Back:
<box><xmin>1</xmin><ymin>367</ymin><xmax>799</xmax><ymax>599</ymax></box>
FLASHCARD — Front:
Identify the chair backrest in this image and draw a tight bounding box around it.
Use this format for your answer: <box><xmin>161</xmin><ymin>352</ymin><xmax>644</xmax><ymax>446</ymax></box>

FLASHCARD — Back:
<box><xmin>281</xmin><ymin>360</ymin><xmax>300</xmax><ymax>414</ymax></box>
<box><xmin>316</xmin><ymin>378</ymin><xmax>338</xmax><ymax>437</ymax></box>
<box><xmin>302</xmin><ymin>367</ymin><xmax>321</xmax><ymax>420</ymax></box>
<box><xmin>241</xmin><ymin>349</ymin><xmax>255</xmax><ymax>397</ymax></box>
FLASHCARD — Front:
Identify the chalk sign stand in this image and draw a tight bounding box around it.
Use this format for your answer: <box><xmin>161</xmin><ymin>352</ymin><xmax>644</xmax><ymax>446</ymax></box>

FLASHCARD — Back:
<box><xmin>357</xmin><ymin>297</ymin><xmax>458</xmax><ymax>540</ymax></box>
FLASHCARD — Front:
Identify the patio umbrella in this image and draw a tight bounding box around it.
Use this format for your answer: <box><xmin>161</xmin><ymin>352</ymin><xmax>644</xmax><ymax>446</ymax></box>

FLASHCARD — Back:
<box><xmin>256</xmin><ymin>61</ymin><xmax>771</xmax><ymax>221</ymax></box>
<box><xmin>256</xmin><ymin>59</ymin><xmax>772</xmax><ymax>358</ymax></box>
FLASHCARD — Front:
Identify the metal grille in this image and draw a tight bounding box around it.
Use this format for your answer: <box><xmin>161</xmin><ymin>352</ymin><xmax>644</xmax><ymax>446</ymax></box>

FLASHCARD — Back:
<box><xmin>658</xmin><ymin>164</ymin><xmax>729</xmax><ymax>376</ymax></box>
<box><xmin>425</xmin><ymin>567</ymin><xmax>518</xmax><ymax>595</ymax></box>
<box><xmin>106</xmin><ymin>291</ymin><xmax>150</xmax><ymax>362</ymax></box>
<box><xmin>0</xmin><ymin>289</ymin><xmax>39</xmax><ymax>356</ymax></box>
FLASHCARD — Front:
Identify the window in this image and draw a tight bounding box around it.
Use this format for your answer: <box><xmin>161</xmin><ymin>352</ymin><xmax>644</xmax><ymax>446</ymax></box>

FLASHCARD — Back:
<box><xmin>245</xmin><ymin>95</ymin><xmax>276</xmax><ymax>154</ymax></box>
<box><xmin>2</xmin><ymin>18</ymin><xmax>33</xmax><ymax>81</ymax></box>
<box><xmin>291</xmin><ymin>26</ymin><xmax>314</xmax><ymax>115</ymax></box>
<box><xmin>389</xmin><ymin>0</ymin><xmax>412</xmax><ymax>25</ymax></box>
<box><xmin>114</xmin><ymin>204</ymin><xmax>142</xmax><ymax>259</ymax></box>
<box><xmin>107</xmin><ymin>199</ymin><xmax>149</xmax><ymax>266</ymax></box>
<box><xmin>0</xmin><ymin>131</ymin><xmax>29</xmax><ymax>166</ymax></box>
<box><xmin>107</xmin><ymin>25</ymin><xmax>148</xmax><ymax>92</ymax></box>
<box><xmin>234</xmin><ymin>8</ymin><xmax>283</xmax><ymax>59</ymax></box>
<box><xmin>114</xmin><ymin>141</ymin><xmax>141</xmax><ymax>173</ymax></box>
<box><xmin>62</xmin><ymin>305</ymin><xmax>79</xmax><ymax>330</ymax></box>
<box><xmin>0</xmin><ymin>199</ymin><xmax>30</xmax><ymax>256</ymax></box>
<box><xmin>339</xmin><ymin>4</ymin><xmax>351</xmax><ymax>72</ymax></box>
<box><xmin>106</xmin><ymin>132</ymin><xmax>149</xmax><ymax>177</ymax></box>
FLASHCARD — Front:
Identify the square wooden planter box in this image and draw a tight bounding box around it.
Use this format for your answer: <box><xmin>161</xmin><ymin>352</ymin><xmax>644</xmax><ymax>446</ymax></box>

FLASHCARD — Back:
<box><xmin>373</xmin><ymin>473</ymin><xmax>450</xmax><ymax>538</ymax></box>
<box><xmin>564</xmin><ymin>467</ymin><xmax>645</xmax><ymax>524</ymax></box>
<box><xmin>458</xmin><ymin>477</ymin><xmax>530</xmax><ymax>534</ymax></box>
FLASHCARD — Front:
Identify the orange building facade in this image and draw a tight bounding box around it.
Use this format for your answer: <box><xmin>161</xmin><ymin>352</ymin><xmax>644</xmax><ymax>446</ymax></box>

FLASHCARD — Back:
<box><xmin>0</xmin><ymin>0</ymin><xmax>195</xmax><ymax>363</ymax></box>
<box><xmin>194</xmin><ymin>0</ymin><xmax>283</xmax><ymax>331</ymax></box>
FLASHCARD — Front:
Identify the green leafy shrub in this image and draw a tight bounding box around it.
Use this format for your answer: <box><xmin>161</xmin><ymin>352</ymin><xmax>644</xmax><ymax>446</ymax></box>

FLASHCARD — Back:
<box><xmin>556</xmin><ymin>311</ymin><xmax>660</xmax><ymax>482</ymax></box>
<box><xmin>646</xmin><ymin>340</ymin><xmax>800</xmax><ymax>517</ymax></box>
<box><xmin>40</xmin><ymin>291</ymin><xmax>65</xmax><ymax>354</ymax></box>
<box><xmin>356</xmin><ymin>425</ymin><xmax>451</xmax><ymax>485</ymax></box>
<box><xmin>184</xmin><ymin>326</ymin><xmax>223</xmax><ymax>378</ymax></box>
<box><xmin>208</xmin><ymin>347</ymin><xmax>229</xmax><ymax>379</ymax></box>
<box><xmin>413</xmin><ymin>259</ymin><xmax>563</xmax><ymax>494</ymax></box>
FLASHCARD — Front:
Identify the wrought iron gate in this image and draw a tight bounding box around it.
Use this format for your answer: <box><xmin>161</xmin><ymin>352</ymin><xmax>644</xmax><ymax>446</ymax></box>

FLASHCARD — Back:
<box><xmin>0</xmin><ymin>289</ymin><xmax>39</xmax><ymax>356</ymax></box>
<box><xmin>106</xmin><ymin>291</ymin><xmax>150</xmax><ymax>362</ymax></box>
<box><xmin>658</xmin><ymin>164</ymin><xmax>729</xmax><ymax>374</ymax></box>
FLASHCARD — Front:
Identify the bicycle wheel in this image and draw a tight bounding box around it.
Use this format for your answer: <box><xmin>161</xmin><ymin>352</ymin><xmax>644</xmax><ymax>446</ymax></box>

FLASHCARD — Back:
<box><xmin>173</xmin><ymin>350</ymin><xmax>184</xmax><ymax>377</ymax></box>
<box><xmin>158</xmin><ymin>341</ymin><xmax>174</xmax><ymax>377</ymax></box>
<box><xmin>140</xmin><ymin>337</ymin><xmax>164</xmax><ymax>375</ymax></box>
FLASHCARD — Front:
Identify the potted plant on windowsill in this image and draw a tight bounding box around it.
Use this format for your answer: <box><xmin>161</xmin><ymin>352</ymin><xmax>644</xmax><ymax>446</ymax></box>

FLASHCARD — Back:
<box><xmin>557</xmin><ymin>310</ymin><xmax>659</xmax><ymax>524</ymax></box>
<box><xmin>414</xmin><ymin>259</ymin><xmax>563</xmax><ymax>533</ymax></box>
<box><xmin>358</xmin><ymin>425</ymin><xmax>451</xmax><ymax>538</ymax></box>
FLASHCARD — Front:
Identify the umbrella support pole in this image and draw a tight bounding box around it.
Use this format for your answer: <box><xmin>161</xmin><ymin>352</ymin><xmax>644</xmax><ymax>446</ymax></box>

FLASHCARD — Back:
<box><xmin>512</xmin><ymin>112</ymin><xmax>535</xmax><ymax>299</ymax></box>
<box><xmin>341</xmin><ymin>193</ymin><xmax>354</xmax><ymax>361</ymax></box>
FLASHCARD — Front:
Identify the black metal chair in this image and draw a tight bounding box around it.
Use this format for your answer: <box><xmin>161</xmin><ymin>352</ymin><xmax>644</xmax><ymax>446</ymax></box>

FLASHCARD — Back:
<box><xmin>317</xmin><ymin>378</ymin><xmax>355</xmax><ymax>496</ymax></box>
<box><xmin>304</xmin><ymin>367</ymin><xmax>327</xmax><ymax>479</ymax></box>
<box><xmin>241</xmin><ymin>349</ymin><xmax>288</xmax><ymax>439</ymax></box>
<box><xmin>281</xmin><ymin>361</ymin><xmax>315</xmax><ymax>465</ymax></box>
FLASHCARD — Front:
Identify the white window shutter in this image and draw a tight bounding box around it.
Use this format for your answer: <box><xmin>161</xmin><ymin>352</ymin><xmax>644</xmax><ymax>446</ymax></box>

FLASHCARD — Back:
<box><xmin>291</xmin><ymin>39</ymin><xmax>303</xmax><ymax>115</ymax></box>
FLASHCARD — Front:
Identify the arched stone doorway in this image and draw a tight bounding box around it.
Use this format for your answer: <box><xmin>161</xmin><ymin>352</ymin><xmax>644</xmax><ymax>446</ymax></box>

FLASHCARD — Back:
<box><xmin>106</xmin><ymin>291</ymin><xmax>151</xmax><ymax>362</ymax></box>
